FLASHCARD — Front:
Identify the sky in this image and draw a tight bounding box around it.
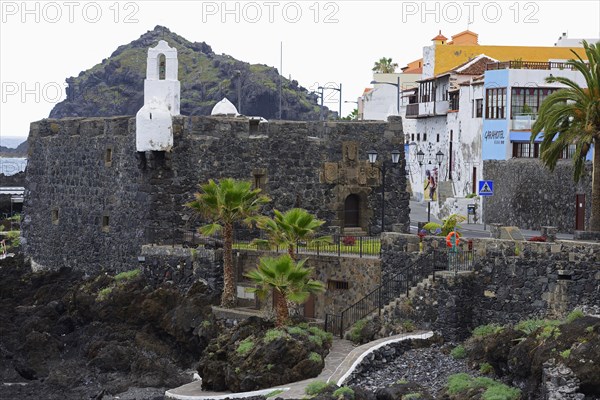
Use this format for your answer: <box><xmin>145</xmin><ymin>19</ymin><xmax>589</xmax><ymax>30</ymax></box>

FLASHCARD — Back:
<box><xmin>1</xmin><ymin>0</ymin><xmax>599</xmax><ymax>141</ymax></box>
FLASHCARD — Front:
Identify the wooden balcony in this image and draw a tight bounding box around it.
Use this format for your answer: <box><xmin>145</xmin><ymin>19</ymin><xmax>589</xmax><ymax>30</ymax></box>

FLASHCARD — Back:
<box><xmin>406</xmin><ymin>103</ymin><xmax>419</xmax><ymax>118</ymax></box>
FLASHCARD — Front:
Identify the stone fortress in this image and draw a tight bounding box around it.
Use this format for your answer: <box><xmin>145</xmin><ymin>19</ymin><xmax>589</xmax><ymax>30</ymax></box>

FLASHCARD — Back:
<box><xmin>22</xmin><ymin>40</ymin><xmax>410</xmax><ymax>273</ymax></box>
<box><xmin>19</xmin><ymin>40</ymin><xmax>600</xmax><ymax>349</ymax></box>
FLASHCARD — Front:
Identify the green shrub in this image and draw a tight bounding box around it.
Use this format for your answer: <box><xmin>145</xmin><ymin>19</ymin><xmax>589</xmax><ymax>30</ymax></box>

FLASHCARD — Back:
<box><xmin>309</xmin><ymin>352</ymin><xmax>322</xmax><ymax>363</ymax></box>
<box><xmin>287</xmin><ymin>326</ymin><xmax>308</xmax><ymax>336</ymax></box>
<box><xmin>309</xmin><ymin>334</ymin><xmax>323</xmax><ymax>347</ymax></box>
<box><xmin>479</xmin><ymin>362</ymin><xmax>494</xmax><ymax>375</ymax></box>
<box><xmin>96</xmin><ymin>287</ymin><xmax>113</xmax><ymax>301</ymax></box>
<box><xmin>396</xmin><ymin>379</ymin><xmax>408</xmax><ymax>384</ymax></box>
<box><xmin>267</xmin><ymin>363</ymin><xmax>274</xmax><ymax>371</ymax></box>
<box><xmin>332</xmin><ymin>386</ymin><xmax>354</xmax><ymax>399</ymax></box>
<box><xmin>402</xmin><ymin>320</ymin><xmax>416</xmax><ymax>332</ymax></box>
<box><xmin>515</xmin><ymin>319</ymin><xmax>547</xmax><ymax>335</ymax></box>
<box><xmin>538</xmin><ymin>325</ymin><xmax>561</xmax><ymax>341</ymax></box>
<box><xmin>308</xmin><ymin>326</ymin><xmax>333</xmax><ymax>344</ymax></box>
<box><xmin>403</xmin><ymin>393</ymin><xmax>422</xmax><ymax>400</ymax></box>
<box><xmin>348</xmin><ymin>319</ymin><xmax>367</xmax><ymax>343</ymax></box>
<box><xmin>481</xmin><ymin>384</ymin><xmax>521</xmax><ymax>400</ymax></box>
<box><xmin>516</xmin><ymin>318</ymin><xmax>561</xmax><ymax>337</ymax></box>
<box><xmin>472</xmin><ymin>324</ymin><xmax>503</xmax><ymax>337</ymax></box>
<box><xmin>305</xmin><ymin>381</ymin><xmax>333</xmax><ymax>396</ymax></box>
<box><xmin>264</xmin><ymin>329</ymin><xmax>286</xmax><ymax>343</ymax></box>
<box><xmin>236</xmin><ymin>338</ymin><xmax>254</xmax><ymax>355</ymax></box>
<box><xmin>560</xmin><ymin>349</ymin><xmax>571</xmax><ymax>358</ymax></box>
<box><xmin>201</xmin><ymin>320</ymin><xmax>212</xmax><ymax>328</ymax></box>
<box><xmin>586</xmin><ymin>326</ymin><xmax>594</xmax><ymax>333</ymax></box>
<box><xmin>450</xmin><ymin>345</ymin><xmax>467</xmax><ymax>359</ymax></box>
<box><xmin>114</xmin><ymin>269</ymin><xmax>141</xmax><ymax>282</ymax></box>
<box><xmin>447</xmin><ymin>373</ymin><xmax>472</xmax><ymax>394</ymax></box>
<box><xmin>566</xmin><ymin>309</ymin><xmax>584</xmax><ymax>323</ymax></box>
<box><xmin>447</xmin><ymin>374</ymin><xmax>520</xmax><ymax>400</ymax></box>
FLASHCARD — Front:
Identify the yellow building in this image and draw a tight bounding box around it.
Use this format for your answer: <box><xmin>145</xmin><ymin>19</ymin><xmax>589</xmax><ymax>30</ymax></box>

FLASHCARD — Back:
<box><xmin>422</xmin><ymin>30</ymin><xmax>589</xmax><ymax>78</ymax></box>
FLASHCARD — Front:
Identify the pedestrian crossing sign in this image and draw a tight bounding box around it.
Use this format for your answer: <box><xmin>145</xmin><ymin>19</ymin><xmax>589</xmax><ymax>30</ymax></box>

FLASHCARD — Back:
<box><xmin>478</xmin><ymin>180</ymin><xmax>494</xmax><ymax>196</ymax></box>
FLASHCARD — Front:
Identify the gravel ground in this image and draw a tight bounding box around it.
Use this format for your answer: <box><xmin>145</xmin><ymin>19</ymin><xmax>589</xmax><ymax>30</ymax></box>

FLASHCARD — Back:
<box><xmin>348</xmin><ymin>343</ymin><xmax>480</xmax><ymax>396</ymax></box>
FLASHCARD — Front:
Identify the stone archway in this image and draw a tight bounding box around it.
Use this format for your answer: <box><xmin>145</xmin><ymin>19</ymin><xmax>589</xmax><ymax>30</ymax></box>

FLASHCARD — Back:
<box><xmin>344</xmin><ymin>194</ymin><xmax>360</xmax><ymax>228</ymax></box>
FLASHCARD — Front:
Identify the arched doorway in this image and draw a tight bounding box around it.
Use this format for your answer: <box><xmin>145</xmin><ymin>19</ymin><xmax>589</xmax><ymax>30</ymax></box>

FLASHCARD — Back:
<box><xmin>344</xmin><ymin>194</ymin><xmax>360</xmax><ymax>228</ymax></box>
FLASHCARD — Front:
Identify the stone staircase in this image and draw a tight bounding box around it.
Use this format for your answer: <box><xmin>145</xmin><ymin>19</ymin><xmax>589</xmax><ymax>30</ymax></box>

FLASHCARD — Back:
<box><xmin>364</xmin><ymin>274</ymin><xmax>436</xmax><ymax>324</ymax></box>
<box><xmin>437</xmin><ymin>180</ymin><xmax>454</xmax><ymax>205</ymax></box>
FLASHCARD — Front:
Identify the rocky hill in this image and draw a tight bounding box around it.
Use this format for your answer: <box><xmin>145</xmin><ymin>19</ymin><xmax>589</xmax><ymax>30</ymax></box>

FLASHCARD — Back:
<box><xmin>49</xmin><ymin>26</ymin><xmax>328</xmax><ymax>120</ymax></box>
<box><xmin>0</xmin><ymin>140</ymin><xmax>28</xmax><ymax>158</ymax></box>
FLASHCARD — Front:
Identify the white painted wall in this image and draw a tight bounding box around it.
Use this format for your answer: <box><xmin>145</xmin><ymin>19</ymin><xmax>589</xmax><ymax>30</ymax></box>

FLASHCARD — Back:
<box><xmin>422</xmin><ymin>45</ymin><xmax>435</xmax><ymax>79</ymax></box>
<box><xmin>136</xmin><ymin>40</ymin><xmax>181</xmax><ymax>152</ymax></box>
<box><xmin>405</xmin><ymin>116</ymin><xmax>447</xmax><ymax>202</ymax></box>
<box><xmin>362</xmin><ymin>73</ymin><xmax>419</xmax><ymax>121</ymax></box>
<box><xmin>451</xmin><ymin>83</ymin><xmax>484</xmax><ymax>197</ymax></box>
<box><xmin>508</xmin><ymin>68</ymin><xmax>587</xmax><ymax>89</ymax></box>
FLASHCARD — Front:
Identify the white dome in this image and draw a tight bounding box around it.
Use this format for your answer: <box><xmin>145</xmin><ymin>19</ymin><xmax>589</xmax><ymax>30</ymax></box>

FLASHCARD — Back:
<box><xmin>211</xmin><ymin>98</ymin><xmax>239</xmax><ymax>116</ymax></box>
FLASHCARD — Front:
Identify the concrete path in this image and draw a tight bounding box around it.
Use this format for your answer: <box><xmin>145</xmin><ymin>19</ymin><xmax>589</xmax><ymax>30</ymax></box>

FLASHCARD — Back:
<box><xmin>165</xmin><ymin>331</ymin><xmax>434</xmax><ymax>400</ymax></box>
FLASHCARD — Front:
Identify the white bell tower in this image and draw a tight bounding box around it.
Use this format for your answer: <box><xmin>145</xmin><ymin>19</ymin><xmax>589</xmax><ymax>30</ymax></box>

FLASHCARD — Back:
<box><xmin>136</xmin><ymin>40</ymin><xmax>181</xmax><ymax>152</ymax></box>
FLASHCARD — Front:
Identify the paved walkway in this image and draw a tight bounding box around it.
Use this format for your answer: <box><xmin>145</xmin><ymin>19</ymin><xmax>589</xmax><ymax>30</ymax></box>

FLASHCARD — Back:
<box><xmin>165</xmin><ymin>331</ymin><xmax>434</xmax><ymax>400</ymax></box>
<box><xmin>409</xmin><ymin>200</ymin><xmax>574</xmax><ymax>240</ymax></box>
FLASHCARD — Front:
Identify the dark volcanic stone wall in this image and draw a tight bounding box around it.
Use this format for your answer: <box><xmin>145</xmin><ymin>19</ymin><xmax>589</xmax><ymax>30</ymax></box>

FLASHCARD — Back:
<box><xmin>483</xmin><ymin>159</ymin><xmax>592</xmax><ymax>233</ymax></box>
<box><xmin>23</xmin><ymin>116</ymin><xmax>409</xmax><ymax>272</ymax></box>
<box><xmin>23</xmin><ymin>117</ymin><xmax>148</xmax><ymax>273</ymax></box>
<box><xmin>381</xmin><ymin>233</ymin><xmax>600</xmax><ymax>337</ymax></box>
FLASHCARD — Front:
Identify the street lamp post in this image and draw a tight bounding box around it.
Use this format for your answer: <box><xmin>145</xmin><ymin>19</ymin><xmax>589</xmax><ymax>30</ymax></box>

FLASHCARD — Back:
<box><xmin>319</xmin><ymin>84</ymin><xmax>343</xmax><ymax>119</ymax></box>
<box><xmin>367</xmin><ymin>149</ymin><xmax>401</xmax><ymax>233</ymax></box>
<box><xmin>344</xmin><ymin>100</ymin><xmax>359</xmax><ymax>120</ymax></box>
<box><xmin>234</xmin><ymin>70</ymin><xmax>242</xmax><ymax>113</ymax></box>
<box><xmin>370</xmin><ymin>76</ymin><xmax>400</xmax><ymax>114</ymax></box>
<box><xmin>317</xmin><ymin>86</ymin><xmax>325</xmax><ymax>120</ymax></box>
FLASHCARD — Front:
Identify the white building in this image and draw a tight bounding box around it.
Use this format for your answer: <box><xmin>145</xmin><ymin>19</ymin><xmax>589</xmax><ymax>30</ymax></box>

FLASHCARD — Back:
<box><xmin>361</xmin><ymin>72</ymin><xmax>420</xmax><ymax>120</ymax></box>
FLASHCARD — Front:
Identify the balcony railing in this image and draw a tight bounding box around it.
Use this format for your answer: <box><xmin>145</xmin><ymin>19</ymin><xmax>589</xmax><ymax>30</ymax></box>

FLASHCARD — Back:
<box><xmin>512</xmin><ymin>114</ymin><xmax>537</xmax><ymax>130</ymax></box>
<box><xmin>486</xmin><ymin>61</ymin><xmax>576</xmax><ymax>71</ymax></box>
<box><xmin>406</xmin><ymin>103</ymin><xmax>419</xmax><ymax>117</ymax></box>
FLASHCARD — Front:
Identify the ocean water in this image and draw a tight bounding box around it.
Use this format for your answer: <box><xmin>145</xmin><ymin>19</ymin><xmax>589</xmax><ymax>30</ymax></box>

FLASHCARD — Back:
<box><xmin>0</xmin><ymin>158</ymin><xmax>27</xmax><ymax>176</ymax></box>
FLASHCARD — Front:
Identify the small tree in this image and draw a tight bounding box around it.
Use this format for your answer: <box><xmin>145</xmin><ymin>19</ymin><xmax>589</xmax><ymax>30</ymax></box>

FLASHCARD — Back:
<box><xmin>256</xmin><ymin>208</ymin><xmax>331</xmax><ymax>260</ymax></box>
<box><xmin>423</xmin><ymin>213</ymin><xmax>466</xmax><ymax>236</ymax></box>
<box><xmin>245</xmin><ymin>254</ymin><xmax>325</xmax><ymax>326</ymax></box>
<box><xmin>342</xmin><ymin>109</ymin><xmax>359</xmax><ymax>121</ymax></box>
<box><xmin>186</xmin><ymin>178</ymin><xmax>270</xmax><ymax>308</ymax></box>
<box><xmin>531</xmin><ymin>40</ymin><xmax>600</xmax><ymax>231</ymax></box>
<box><xmin>372</xmin><ymin>57</ymin><xmax>398</xmax><ymax>74</ymax></box>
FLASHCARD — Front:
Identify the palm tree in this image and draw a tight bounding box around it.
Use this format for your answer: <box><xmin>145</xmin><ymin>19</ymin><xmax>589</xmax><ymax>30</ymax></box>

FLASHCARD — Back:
<box><xmin>186</xmin><ymin>178</ymin><xmax>270</xmax><ymax>308</ymax></box>
<box><xmin>531</xmin><ymin>40</ymin><xmax>600</xmax><ymax>231</ymax></box>
<box><xmin>372</xmin><ymin>57</ymin><xmax>398</xmax><ymax>74</ymax></box>
<box><xmin>256</xmin><ymin>208</ymin><xmax>331</xmax><ymax>259</ymax></box>
<box><xmin>245</xmin><ymin>254</ymin><xmax>325</xmax><ymax>326</ymax></box>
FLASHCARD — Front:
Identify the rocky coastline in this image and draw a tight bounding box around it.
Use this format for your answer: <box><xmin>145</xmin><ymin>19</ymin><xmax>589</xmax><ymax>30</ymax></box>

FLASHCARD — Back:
<box><xmin>2</xmin><ymin>252</ymin><xmax>599</xmax><ymax>400</ymax></box>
